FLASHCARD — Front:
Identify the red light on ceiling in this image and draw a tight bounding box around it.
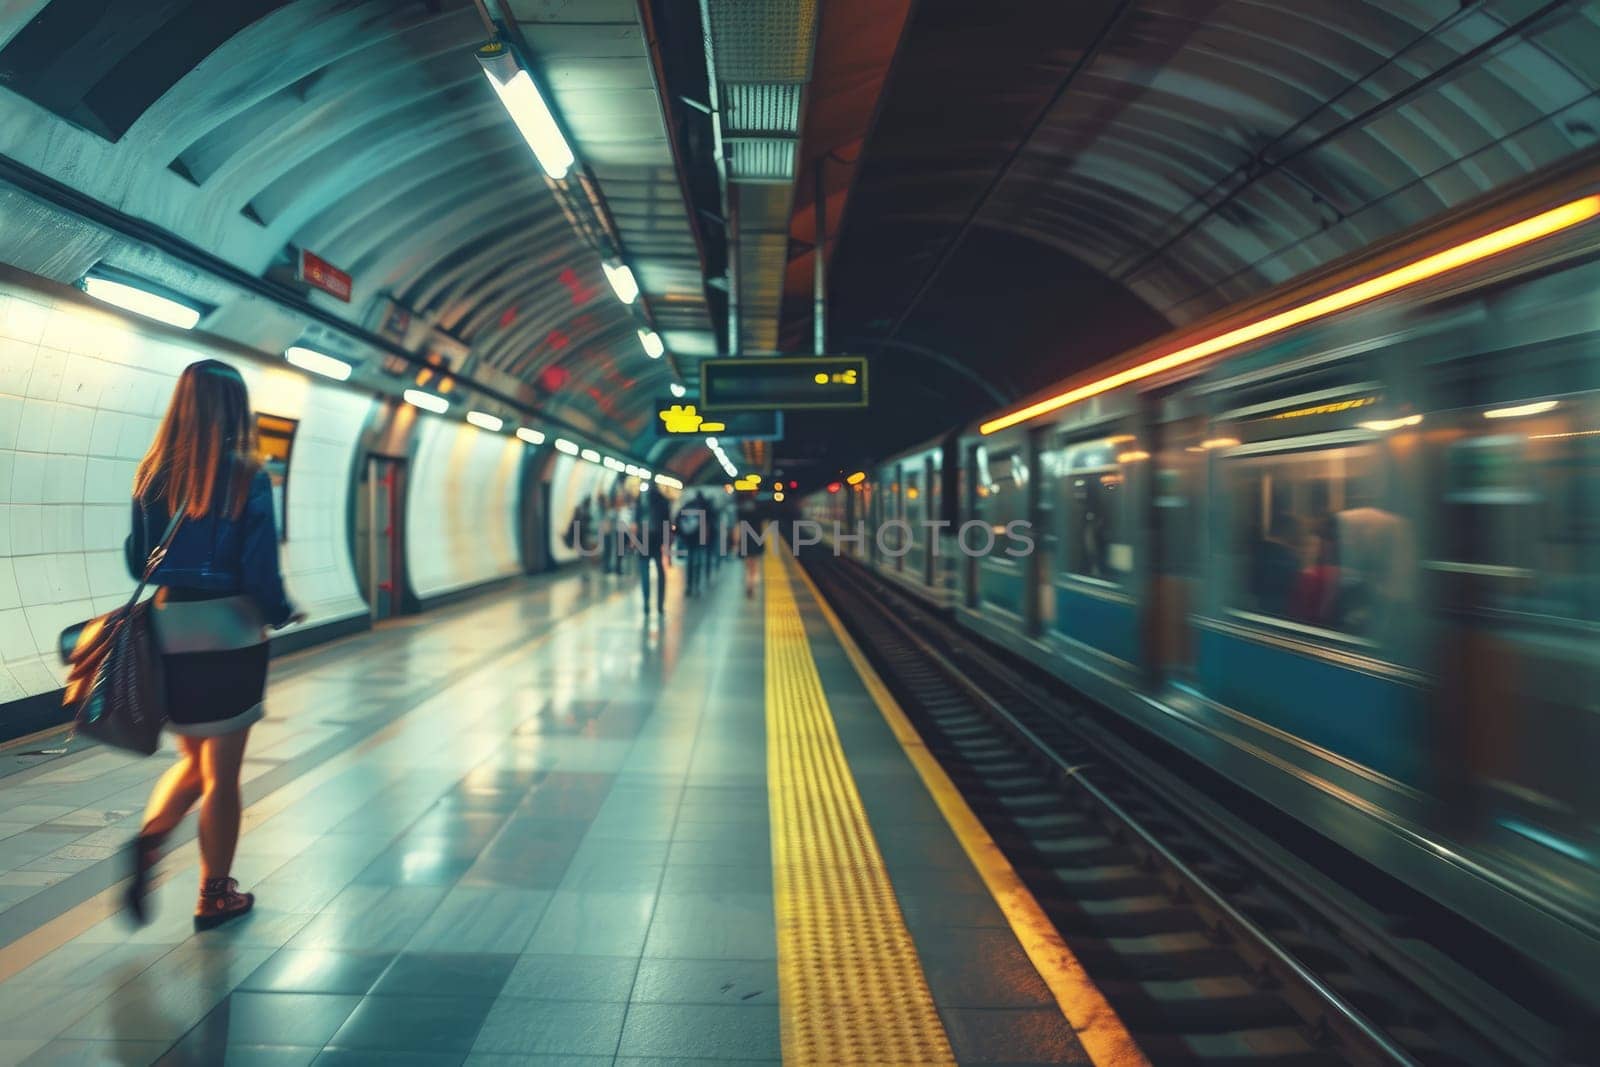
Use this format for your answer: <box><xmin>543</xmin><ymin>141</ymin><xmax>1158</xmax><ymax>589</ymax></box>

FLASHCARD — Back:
<box><xmin>557</xmin><ymin>267</ymin><xmax>597</xmax><ymax>306</ymax></box>
<box><xmin>827</xmin><ymin>482</ymin><xmax>841</xmax><ymax>494</ymax></box>
<box><xmin>788</xmin><ymin>481</ymin><xmax>798</xmax><ymax>489</ymax></box>
<box><xmin>540</xmin><ymin>366</ymin><xmax>569</xmax><ymax>390</ymax></box>
<box><xmin>499</xmin><ymin>306</ymin><xmax>518</xmax><ymax>329</ymax></box>
<box><xmin>545</xmin><ymin>329</ymin><xmax>569</xmax><ymax>351</ymax></box>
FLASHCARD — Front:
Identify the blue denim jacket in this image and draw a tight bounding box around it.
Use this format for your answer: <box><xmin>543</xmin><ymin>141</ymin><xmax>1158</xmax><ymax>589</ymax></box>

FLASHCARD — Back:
<box><xmin>125</xmin><ymin>468</ymin><xmax>294</xmax><ymax>627</ymax></box>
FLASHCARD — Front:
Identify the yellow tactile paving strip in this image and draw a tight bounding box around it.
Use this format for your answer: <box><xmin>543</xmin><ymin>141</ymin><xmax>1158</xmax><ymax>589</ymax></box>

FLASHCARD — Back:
<box><xmin>787</xmin><ymin>550</ymin><xmax>1150</xmax><ymax>1067</ymax></box>
<box><xmin>764</xmin><ymin>548</ymin><xmax>958</xmax><ymax>1066</ymax></box>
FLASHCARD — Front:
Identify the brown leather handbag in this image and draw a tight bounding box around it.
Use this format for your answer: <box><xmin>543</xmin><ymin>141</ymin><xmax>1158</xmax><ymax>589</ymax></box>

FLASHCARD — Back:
<box><xmin>60</xmin><ymin>510</ymin><xmax>184</xmax><ymax>755</ymax></box>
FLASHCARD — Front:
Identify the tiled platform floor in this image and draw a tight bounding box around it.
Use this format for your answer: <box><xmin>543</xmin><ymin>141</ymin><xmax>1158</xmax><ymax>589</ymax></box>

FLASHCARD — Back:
<box><xmin>0</xmin><ymin>554</ymin><xmax>1091</xmax><ymax>1066</ymax></box>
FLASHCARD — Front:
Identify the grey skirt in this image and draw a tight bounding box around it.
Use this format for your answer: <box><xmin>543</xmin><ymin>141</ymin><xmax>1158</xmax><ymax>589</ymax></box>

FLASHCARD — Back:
<box><xmin>153</xmin><ymin>592</ymin><xmax>268</xmax><ymax>737</ymax></box>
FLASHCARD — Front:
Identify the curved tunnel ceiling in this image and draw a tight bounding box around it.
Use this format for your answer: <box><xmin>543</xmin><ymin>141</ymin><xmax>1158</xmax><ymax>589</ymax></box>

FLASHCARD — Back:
<box><xmin>0</xmin><ymin>0</ymin><xmax>716</xmax><ymax>459</ymax></box>
<box><xmin>812</xmin><ymin>0</ymin><xmax>1600</xmax><ymax>466</ymax></box>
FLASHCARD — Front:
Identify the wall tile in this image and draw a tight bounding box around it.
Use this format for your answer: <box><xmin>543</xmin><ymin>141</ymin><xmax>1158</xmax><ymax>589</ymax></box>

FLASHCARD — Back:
<box><xmin>0</xmin><ymin>336</ymin><xmax>36</xmax><ymax>396</ymax></box>
<box><xmin>48</xmin><ymin>404</ymin><xmax>95</xmax><ymax>456</ymax></box>
<box><xmin>44</xmin><ymin>554</ymin><xmax>90</xmax><ymax>601</ymax></box>
<box><xmin>43</xmin><ymin>457</ymin><xmax>88</xmax><ymax>505</ymax></box>
<box><xmin>0</xmin><ymin>395</ymin><xmax>22</xmax><ymax>450</ymax></box>
<box><xmin>59</xmin><ymin>354</ymin><xmax>104</xmax><ymax>408</ymax></box>
<box><xmin>9</xmin><ymin>507</ymin><xmax>42</xmax><ymax>556</ymax></box>
<box><xmin>15</xmin><ymin>400</ymin><xmax>53</xmax><ymax>453</ymax></box>
<box><xmin>9</xmin><ymin>657</ymin><xmax>59</xmax><ymax>695</ymax></box>
<box><xmin>25</xmin><ymin>347</ymin><xmax>66</xmax><ymax>401</ymax></box>
<box><xmin>44</xmin><ymin>506</ymin><xmax>84</xmax><ymax>553</ymax></box>
<box><xmin>0</xmin><ymin>294</ymin><xmax>49</xmax><ymax>346</ymax></box>
<box><xmin>10</xmin><ymin>453</ymin><xmax>45</xmax><ymax>505</ymax></box>
<box><xmin>82</xmin><ymin>505</ymin><xmax>126</xmax><ymax>552</ymax></box>
<box><xmin>14</xmin><ymin>558</ymin><xmax>51</xmax><ymax>606</ymax></box>
<box><xmin>0</xmin><ymin>559</ymin><xmax>19</xmax><ymax>610</ymax></box>
<box><xmin>0</xmin><ymin>607</ymin><xmax>34</xmax><ymax>661</ymax></box>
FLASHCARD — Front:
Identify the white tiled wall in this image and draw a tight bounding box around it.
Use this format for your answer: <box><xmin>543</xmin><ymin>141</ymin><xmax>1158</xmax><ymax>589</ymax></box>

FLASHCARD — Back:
<box><xmin>405</xmin><ymin>415</ymin><xmax>523</xmax><ymax>600</ymax></box>
<box><xmin>0</xmin><ymin>281</ymin><xmax>372</xmax><ymax>712</ymax></box>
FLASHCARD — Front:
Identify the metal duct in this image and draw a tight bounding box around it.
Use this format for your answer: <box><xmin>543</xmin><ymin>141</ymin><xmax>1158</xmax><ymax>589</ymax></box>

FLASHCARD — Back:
<box><xmin>703</xmin><ymin>0</ymin><xmax>819</xmax><ymax>355</ymax></box>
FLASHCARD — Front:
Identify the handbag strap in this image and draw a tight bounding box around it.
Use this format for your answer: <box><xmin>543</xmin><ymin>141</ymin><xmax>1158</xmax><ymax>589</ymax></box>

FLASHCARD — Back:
<box><xmin>123</xmin><ymin>503</ymin><xmax>187</xmax><ymax>614</ymax></box>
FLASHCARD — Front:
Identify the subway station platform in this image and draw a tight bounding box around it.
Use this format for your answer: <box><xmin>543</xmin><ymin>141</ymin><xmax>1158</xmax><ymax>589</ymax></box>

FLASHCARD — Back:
<box><xmin>0</xmin><ymin>549</ymin><xmax>1137</xmax><ymax>1067</ymax></box>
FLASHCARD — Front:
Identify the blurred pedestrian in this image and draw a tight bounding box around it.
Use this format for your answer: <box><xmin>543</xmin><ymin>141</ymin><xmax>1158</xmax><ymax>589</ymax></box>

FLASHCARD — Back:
<box><xmin>124</xmin><ymin>360</ymin><xmax>303</xmax><ymax>931</ymax></box>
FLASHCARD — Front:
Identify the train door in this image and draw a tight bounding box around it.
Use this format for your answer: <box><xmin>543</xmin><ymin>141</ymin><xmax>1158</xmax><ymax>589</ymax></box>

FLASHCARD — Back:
<box><xmin>1426</xmin><ymin>345</ymin><xmax>1599</xmax><ymax>858</ymax></box>
<box><xmin>1150</xmin><ymin>406</ymin><xmax>1205</xmax><ymax>682</ymax></box>
<box><xmin>1030</xmin><ymin>427</ymin><xmax>1057</xmax><ymax>634</ymax></box>
<box><xmin>963</xmin><ymin>443</ymin><xmax>981</xmax><ymax>609</ymax></box>
<box><xmin>358</xmin><ymin>455</ymin><xmax>407</xmax><ymax>620</ymax></box>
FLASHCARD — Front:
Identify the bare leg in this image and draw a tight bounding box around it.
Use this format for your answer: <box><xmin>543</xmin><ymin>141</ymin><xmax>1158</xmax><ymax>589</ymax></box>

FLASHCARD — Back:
<box><xmin>140</xmin><ymin>736</ymin><xmax>203</xmax><ymax>839</ymax></box>
<box><xmin>197</xmin><ymin>729</ymin><xmax>250</xmax><ymax>882</ymax></box>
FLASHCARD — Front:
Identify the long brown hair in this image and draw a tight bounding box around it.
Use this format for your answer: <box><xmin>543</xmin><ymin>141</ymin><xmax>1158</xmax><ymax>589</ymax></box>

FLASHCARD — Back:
<box><xmin>134</xmin><ymin>359</ymin><xmax>258</xmax><ymax>519</ymax></box>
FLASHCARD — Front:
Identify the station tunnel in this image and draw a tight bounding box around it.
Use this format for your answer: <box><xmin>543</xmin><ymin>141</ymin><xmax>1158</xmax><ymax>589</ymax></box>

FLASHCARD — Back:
<box><xmin>1</xmin><ymin>1</ymin><xmax>1599</xmax><ymax>1063</ymax></box>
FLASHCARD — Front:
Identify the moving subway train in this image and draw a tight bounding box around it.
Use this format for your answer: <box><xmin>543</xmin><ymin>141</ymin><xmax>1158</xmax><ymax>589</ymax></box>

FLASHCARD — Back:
<box><xmin>805</xmin><ymin>164</ymin><xmax>1600</xmax><ymax>997</ymax></box>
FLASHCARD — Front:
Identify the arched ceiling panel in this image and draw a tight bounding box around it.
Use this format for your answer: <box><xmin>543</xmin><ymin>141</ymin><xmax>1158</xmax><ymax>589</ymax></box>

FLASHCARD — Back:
<box><xmin>0</xmin><ymin>0</ymin><xmax>717</xmax><ymax>460</ymax></box>
<box><xmin>805</xmin><ymin>0</ymin><xmax>1600</xmax><ymax>467</ymax></box>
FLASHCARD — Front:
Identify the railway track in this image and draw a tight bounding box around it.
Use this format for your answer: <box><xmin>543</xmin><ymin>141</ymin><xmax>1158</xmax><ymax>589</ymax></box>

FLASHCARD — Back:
<box><xmin>801</xmin><ymin>551</ymin><xmax>1588</xmax><ymax>1066</ymax></box>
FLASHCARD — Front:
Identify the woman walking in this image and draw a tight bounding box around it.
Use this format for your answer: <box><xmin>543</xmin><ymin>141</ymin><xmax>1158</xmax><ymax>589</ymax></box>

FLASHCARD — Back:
<box><xmin>124</xmin><ymin>360</ymin><xmax>301</xmax><ymax>930</ymax></box>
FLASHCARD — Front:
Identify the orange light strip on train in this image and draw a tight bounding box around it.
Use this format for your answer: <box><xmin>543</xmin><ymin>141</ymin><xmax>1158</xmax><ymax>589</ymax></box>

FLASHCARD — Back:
<box><xmin>980</xmin><ymin>194</ymin><xmax>1600</xmax><ymax>435</ymax></box>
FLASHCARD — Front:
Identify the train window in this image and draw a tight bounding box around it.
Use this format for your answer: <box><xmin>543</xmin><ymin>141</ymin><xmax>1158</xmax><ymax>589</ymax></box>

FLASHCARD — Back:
<box><xmin>1058</xmin><ymin>435</ymin><xmax>1136</xmax><ymax>585</ymax></box>
<box><xmin>1225</xmin><ymin>444</ymin><xmax>1412</xmax><ymax>641</ymax></box>
<box><xmin>1438</xmin><ymin>403</ymin><xmax>1600</xmax><ymax>624</ymax></box>
<box><xmin>975</xmin><ymin>446</ymin><xmax>1028</xmax><ymax>532</ymax></box>
<box><xmin>905</xmin><ymin>470</ymin><xmax>923</xmax><ymax>527</ymax></box>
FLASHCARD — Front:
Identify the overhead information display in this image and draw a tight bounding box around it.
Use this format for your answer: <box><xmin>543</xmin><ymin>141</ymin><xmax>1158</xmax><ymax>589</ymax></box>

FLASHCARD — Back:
<box><xmin>700</xmin><ymin>356</ymin><xmax>868</xmax><ymax>411</ymax></box>
<box><xmin>654</xmin><ymin>400</ymin><xmax>783</xmax><ymax>440</ymax></box>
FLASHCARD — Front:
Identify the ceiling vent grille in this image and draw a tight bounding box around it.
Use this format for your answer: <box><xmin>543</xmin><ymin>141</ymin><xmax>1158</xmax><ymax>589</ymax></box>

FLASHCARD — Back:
<box><xmin>727</xmin><ymin>138</ymin><xmax>797</xmax><ymax>183</ymax></box>
<box><xmin>723</xmin><ymin>83</ymin><xmax>802</xmax><ymax>135</ymax></box>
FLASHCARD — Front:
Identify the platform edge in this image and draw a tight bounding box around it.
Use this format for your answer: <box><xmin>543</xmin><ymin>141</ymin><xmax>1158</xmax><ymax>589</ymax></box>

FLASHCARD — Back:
<box><xmin>786</xmin><ymin>548</ymin><xmax>1152</xmax><ymax>1067</ymax></box>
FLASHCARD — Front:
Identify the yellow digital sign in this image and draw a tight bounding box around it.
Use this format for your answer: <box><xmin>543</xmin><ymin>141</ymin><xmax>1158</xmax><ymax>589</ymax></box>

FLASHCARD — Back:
<box><xmin>702</xmin><ymin>356</ymin><xmax>869</xmax><ymax>411</ymax></box>
<box><xmin>657</xmin><ymin>403</ymin><xmax>726</xmax><ymax>435</ymax></box>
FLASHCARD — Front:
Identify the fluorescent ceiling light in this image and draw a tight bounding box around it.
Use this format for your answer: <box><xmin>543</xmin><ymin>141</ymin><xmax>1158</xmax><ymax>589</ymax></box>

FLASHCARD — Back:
<box><xmin>554</xmin><ymin>438</ymin><xmax>579</xmax><ymax>455</ymax></box>
<box><xmin>637</xmin><ymin>328</ymin><xmax>664</xmax><ymax>359</ymax></box>
<box><xmin>670</xmin><ymin>382</ymin><xmax>686</xmax><ymax>398</ymax></box>
<box><xmin>82</xmin><ymin>274</ymin><xmax>201</xmax><ymax>330</ymax></box>
<box><xmin>1484</xmin><ymin>400</ymin><xmax>1558</xmax><ymax>419</ymax></box>
<box><xmin>467</xmin><ymin>411</ymin><xmax>504</xmax><ymax>432</ymax></box>
<box><xmin>517</xmin><ymin>427</ymin><xmax>546</xmax><ymax>445</ymax></box>
<box><xmin>475</xmin><ymin>43</ymin><xmax>574</xmax><ymax>180</ymax></box>
<box><xmin>403</xmin><ymin>388</ymin><xmax>449</xmax><ymax>414</ymax></box>
<box><xmin>602</xmin><ymin>261</ymin><xmax>639</xmax><ymax>305</ymax></box>
<box><xmin>284</xmin><ymin>345</ymin><xmax>352</xmax><ymax>381</ymax></box>
<box><xmin>705</xmin><ymin>437</ymin><xmax>719</xmax><ymax>448</ymax></box>
<box><xmin>603</xmin><ymin>456</ymin><xmax>625</xmax><ymax>471</ymax></box>
<box><xmin>654</xmin><ymin>473</ymin><xmax>683</xmax><ymax>489</ymax></box>
<box><xmin>580</xmin><ymin>448</ymin><xmax>601</xmax><ymax>463</ymax></box>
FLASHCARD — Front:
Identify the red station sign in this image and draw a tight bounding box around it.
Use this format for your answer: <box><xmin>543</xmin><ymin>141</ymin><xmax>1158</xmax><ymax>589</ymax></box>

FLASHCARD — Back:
<box><xmin>298</xmin><ymin>249</ymin><xmax>352</xmax><ymax>303</ymax></box>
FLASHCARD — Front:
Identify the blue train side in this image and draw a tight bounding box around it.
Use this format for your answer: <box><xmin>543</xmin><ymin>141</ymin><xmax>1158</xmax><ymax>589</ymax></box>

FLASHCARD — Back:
<box><xmin>808</xmin><ymin>167</ymin><xmax>1600</xmax><ymax>1002</ymax></box>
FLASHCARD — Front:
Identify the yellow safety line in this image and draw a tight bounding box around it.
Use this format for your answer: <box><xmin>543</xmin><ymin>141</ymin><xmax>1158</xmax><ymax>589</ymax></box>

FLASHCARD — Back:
<box><xmin>785</xmin><ymin>549</ymin><xmax>1152</xmax><ymax>1067</ymax></box>
<box><xmin>764</xmin><ymin>549</ymin><xmax>957</xmax><ymax>1066</ymax></box>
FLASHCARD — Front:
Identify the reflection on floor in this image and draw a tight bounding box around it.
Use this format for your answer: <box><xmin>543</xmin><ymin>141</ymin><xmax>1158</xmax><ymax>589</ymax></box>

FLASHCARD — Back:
<box><xmin>0</xmin><ymin>560</ymin><xmax>780</xmax><ymax>1066</ymax></box>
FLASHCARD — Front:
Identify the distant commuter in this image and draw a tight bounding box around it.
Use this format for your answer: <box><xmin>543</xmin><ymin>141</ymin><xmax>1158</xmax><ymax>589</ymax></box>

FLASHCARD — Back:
<box><xmin>612</xmin><ymin>494</ymin><xmax>635</xmax><ymax>575</ymax></box>
<box><xmin>637</xmin><ymin>484</ymin><xmax>673</xmax><ymax>615</ymax></box>
<box><xmin>124</xmin><ymin>360</ymin><xmax>303</xmax><ymax>931</ymax></box>
<box><xmin>736</xmin><ymin>496</ymin><xmax>767</xmax><ymax>598</ymax></box>
<box><xmin>677</xmin><ymin>490</ymin><xmax>711</xmax><ymax>596</ymax></box>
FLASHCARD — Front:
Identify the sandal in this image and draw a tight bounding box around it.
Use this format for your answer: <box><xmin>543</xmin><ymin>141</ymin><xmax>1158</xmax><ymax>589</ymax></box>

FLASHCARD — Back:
<box><xmin>123</xmin><ymin>833</ymin><xmax>163</xmax><ymax>926</ymax></box>
<box><xmin>194</xmin><ymin>877</ymin><xmax>254</xmax><ymax>931</ymax></box>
